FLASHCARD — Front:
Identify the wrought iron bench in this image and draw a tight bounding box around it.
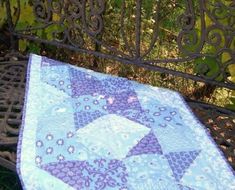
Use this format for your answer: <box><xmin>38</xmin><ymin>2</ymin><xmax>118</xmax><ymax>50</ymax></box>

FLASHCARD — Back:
<box><xmin>0</xmin><ymin>0</ymin><xmax>234</xmax><ymax>176</ymax></box>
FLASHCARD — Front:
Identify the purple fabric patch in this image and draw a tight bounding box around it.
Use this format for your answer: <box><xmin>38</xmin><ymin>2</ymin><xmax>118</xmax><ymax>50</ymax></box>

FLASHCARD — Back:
<box><xmin>41</xmin><ymin>159</ymin><xmax>128</xmax><ymax>189</ymax></box>
<box><xmin>74</xmin><ymin>111</ymin><xmax>105</xmax><ymax>129</ymax></box>
<box><xmin>106</xmin><ymin>91</ymin><xmax>142</xmax><ymax>113</ymax></box>
<box><xmin>69</xmin><ymin>68</ymin><xmax>104</xmax><ymax>97</ymax></box>
<box><xmin>126</xmin><ymin>131</ymin><xmax>163</xmax><ymax>157</ymax></box>
<box><xmin>165</xmin><ymin>150</ymin><xmax>201</xmax><ymax>181</ymax></box>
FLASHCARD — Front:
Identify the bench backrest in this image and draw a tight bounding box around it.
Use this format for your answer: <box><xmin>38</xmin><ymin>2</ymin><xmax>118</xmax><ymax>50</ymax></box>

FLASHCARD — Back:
<box><xmin>4</xmin><ymin>0</ymin><xmax>235</xmax><ymax>90</ymax></box>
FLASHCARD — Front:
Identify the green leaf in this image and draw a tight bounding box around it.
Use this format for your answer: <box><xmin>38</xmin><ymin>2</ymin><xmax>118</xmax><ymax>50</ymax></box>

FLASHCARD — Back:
<box><xmin>194</xmin><ymin>56</ymin><xmax>223</xmax><ymax>81</ymax></box>
<box><xmin>28</xmin><ymin>43</ymin><xmax>40</xmax><ymax>54</ymax></box>
<box><xmin>19</xmin><ymin>40</ymin><xmax>27</xmax><ymax>52</ymax></box>
<box><xmin>15</xmin><ymin>2</ymin><xmax>35</xmax><ymax>30</ymax></box>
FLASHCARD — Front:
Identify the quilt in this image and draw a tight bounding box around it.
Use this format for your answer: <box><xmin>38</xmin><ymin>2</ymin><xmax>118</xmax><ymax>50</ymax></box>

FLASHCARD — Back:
<box><xmin>17</xmin><ymin>54</ymin><xmax>235</xmax><ymax>190</ymax></box>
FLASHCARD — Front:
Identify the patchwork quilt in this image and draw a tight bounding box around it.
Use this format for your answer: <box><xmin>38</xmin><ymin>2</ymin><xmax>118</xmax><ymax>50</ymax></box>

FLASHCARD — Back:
<box><xmin>17</xmin><ymin>54</ymin><xmax>235</xmax><ymax>190</ymax></box>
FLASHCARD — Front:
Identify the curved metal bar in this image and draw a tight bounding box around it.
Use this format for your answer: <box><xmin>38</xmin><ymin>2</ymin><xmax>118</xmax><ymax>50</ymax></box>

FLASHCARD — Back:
<box><xmin>0</xmin><ymin>156</ymin><xmax>16</xmax><ymax>172</ymax></box>
<box><xmin>177</xmin><ymin>0</ymin><xmax>205</xmax><ymax>56</ymax></box>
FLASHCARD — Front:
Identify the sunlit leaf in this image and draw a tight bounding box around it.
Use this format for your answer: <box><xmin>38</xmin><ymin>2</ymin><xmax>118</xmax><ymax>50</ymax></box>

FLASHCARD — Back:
<box><xmin>194</xmin><ymin>56</ymin><xmax>223</xmax><ymax>81</ymax></box>
<box><xmin>19</xmin><ymin>39</ymin><xmax>27</xmax><ymax>52</ymax></box>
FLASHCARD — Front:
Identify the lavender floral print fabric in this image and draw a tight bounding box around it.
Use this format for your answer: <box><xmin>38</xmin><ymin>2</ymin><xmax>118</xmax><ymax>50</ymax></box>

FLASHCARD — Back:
<box><xmin>17</xmin><ymin>54</ymin><xmax>235</xmax><ymax>190</ymax></box>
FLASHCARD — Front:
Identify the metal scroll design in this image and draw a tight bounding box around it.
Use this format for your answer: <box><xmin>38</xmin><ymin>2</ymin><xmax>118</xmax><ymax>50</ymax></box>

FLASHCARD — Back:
<box><xmin>31</xmin><ymin>0</ymin><xmax>105</xmax><ymax>47</ymax></box>
<box><xmin>177</xmin><ymin>0</ymin><xmax>235</xmax><ymax>84</ymax></box>
<box><xmin>5</xmin><ymin>0</ymin><xmax>235</xmax><ymax>89</ymax></box>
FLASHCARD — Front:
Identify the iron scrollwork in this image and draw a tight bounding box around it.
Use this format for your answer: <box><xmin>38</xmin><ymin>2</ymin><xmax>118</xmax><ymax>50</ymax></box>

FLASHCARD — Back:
<box><xmin>32</xmin><ymin>0</ymin><xmax>105</xmax><ymax>47</ymax></box>
<box><xmin>4</xmin><ymin>0</ymin><xmax>235</xmax><ymax>89</ymax></box>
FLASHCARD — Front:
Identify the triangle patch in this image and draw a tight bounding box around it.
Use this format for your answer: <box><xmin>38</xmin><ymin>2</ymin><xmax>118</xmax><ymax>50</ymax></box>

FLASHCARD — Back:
<box><xmin>74</xmin><ymin>111</ymin><xmax>105</xmax><ymax>129</ymax></box>
<box><xmin>126</xmin><ymin>131</ymin><xmax>163</xmax><ymax>157</ymax></box>
<box><xmin>165</xmin><ymin>150</ymin><xmax>201</xmax><ymax>181</ymax></box>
